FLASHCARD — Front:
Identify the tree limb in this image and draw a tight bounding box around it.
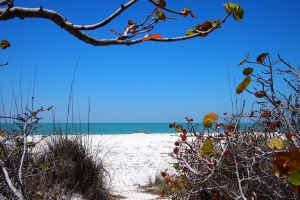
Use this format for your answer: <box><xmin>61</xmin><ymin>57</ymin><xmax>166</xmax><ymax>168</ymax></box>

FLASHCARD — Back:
<box><xmin>2</xmin><ymin>167</ymin><xmax>24</xmax><ymax>200</ymax></box>
<box><xmin>0</xmin><ymin>2</ymin><xmax>231</xmax><ymax>46</ymax></box>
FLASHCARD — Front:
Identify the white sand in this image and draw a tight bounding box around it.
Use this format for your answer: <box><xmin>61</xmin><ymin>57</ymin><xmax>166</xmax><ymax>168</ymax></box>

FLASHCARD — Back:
<box><xmin>30</xmin><ymin>133</ymin><xmax>178</xmax><ymax>200</ymax></box>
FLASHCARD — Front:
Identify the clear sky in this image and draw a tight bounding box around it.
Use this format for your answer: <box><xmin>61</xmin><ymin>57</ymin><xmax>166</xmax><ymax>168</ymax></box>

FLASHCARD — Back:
<box><xmin>1</xmin><ymin>0</ymin><xmax>300</xmax><ymax>123</ymax></box>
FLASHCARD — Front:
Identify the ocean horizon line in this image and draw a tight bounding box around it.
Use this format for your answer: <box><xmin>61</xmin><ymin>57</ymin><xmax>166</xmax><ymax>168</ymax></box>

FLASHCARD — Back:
<box><xmin>1</xmin><ymin>122</ymin><xmax>255</xmax><ymax>135</ymax></box>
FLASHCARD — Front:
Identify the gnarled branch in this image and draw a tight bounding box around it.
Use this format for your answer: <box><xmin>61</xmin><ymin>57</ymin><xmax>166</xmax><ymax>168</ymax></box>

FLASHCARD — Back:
<box><xmin>0</xmin><ymin>1</ymin><xmax>230</xmax><ymax>46</ymax></box>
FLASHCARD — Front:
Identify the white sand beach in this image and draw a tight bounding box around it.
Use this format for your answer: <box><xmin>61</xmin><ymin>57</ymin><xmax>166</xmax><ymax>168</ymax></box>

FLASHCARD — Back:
<box><xmin>30</xmin><ymin>133</ymin><xmax>179</xmax><ymax>200</ymax></box>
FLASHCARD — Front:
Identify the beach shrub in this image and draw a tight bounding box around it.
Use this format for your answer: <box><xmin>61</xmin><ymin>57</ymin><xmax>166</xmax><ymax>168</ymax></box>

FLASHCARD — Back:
<box><xmin>0</xmin><ymin>108</ymin><xmax>112</xmax><ymax>199</ymax></box>
<box><xmin>164</xmin><ymin>54</ymin><xmax>300</xmax><ymax>199</ymax></box>
<box><xmin>26</xmin><ymin>134</ymin><xmax>111</xmax><ymax>200</ymax></box>
<box><xmin>0</xmin><ymin>106</ymin><xmax>52</xmax><ymax>199</ymax></box>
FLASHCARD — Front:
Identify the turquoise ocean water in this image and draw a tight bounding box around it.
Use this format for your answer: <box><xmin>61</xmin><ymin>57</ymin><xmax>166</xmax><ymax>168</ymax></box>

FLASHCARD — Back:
<box><xmin>1</xmin><ymin>123</ymin><xmax>254</xmax><ymax>135</ymax></box>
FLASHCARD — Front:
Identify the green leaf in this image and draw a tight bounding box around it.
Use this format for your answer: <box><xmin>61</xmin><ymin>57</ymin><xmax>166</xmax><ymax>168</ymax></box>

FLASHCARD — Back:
<box><xmin>223</xmin><ymin>2</ymin><xmax>244</xmax><ymax>22</ymax></box>
<box><xmin>237</xmin><ymin>52</ymin><xmax>250</xmax><ymax>66</ymax></box>
<box><xmin>184</xmin><ymin>8</ymin><xmax>192</xmax><ymax>14</ymax></box>
<box><xmin>173</xmin><ymin>163</ymin><xmax>179</xmax><ymax>170</ymax></box>
<box><xmin>27</xmin><ymin>141</ymin><xmax>36</xmax><ymax>148</ymax></box>
<box><xmin>175</xmin><ymin>125</ymin><xmax>182</xmax><ymax>132</ymax></box>
<box><xmin>289</xmin><ymin>168</ymin><xmax>300</xmax><ymax>186</ymax></box>
<box><xmin>243</xmin><ymin>67</ymin><xmax>253</xmax><ymax>75</ymax></box>
<box><xmin>236</xmin><ymin>76</ymin><xmax>251</xmax><ymax>94</ymax></box>
<box><xmin>200</xmin><ymin>139</ymin><xmax>215</xmax><ymax>157</ymax></box>
<box><xmin>268</xmin><ymin>138</ymin><xmax>287</xmax><ymax>150</ymax></box>
<box><xmin>156</xmin><ymin>9</ymin><xmax>166</xmax><ymax>21</ymax></box>
<box><xmin>186</xmin><ymin>29</ymin><xmax>197</xmax><ymax>36</ymax></box>
<box><xmin>170</xmin><ymin>183</ymin><xmax>176</xmax><ymax>191</ymax></box>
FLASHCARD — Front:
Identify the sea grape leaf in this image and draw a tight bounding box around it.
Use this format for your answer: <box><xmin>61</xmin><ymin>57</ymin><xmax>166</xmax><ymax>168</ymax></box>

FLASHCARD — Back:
<box><xmin>273</xmin><ymin>151</ymin><xmax>290</xmax><ymax>178</ymax></box>
<box><xmin>142</xmin><ymin>34</ymin><xmax>163</xmax><ymax>42</ymax></box>
<box><xmin>268</xmin><ymin>138</ymin><xmax>287</xmax><ymax>150</ymax></box>
<box><xmin>181</xmin><ymin>8</ymin><xmax>197</xmax><ymax>18</ymax></box>
<box><xmin>186</xmin><ymin>29</ymin><xmax>197</xmax><ymax>36</ymax></box>
<box><xmin>127</xmin><ymin>20</ymin><xmax>134</xmax><ymax>25</ymax></box>
<box><xmin>215</xmin><ymin>19</ymin><xmax>221</xmax><ymax>29</ymax></box>
<box><xmin>233</xmin><ymin>8</ymin><xmax>244</xmax><ymax>22</ymax></box>
<box><xmin>200</xmin><ymin>139</ymin><xmax>215</xmax><ymax>157</ymax></box>
<box><xmin>156</xmin><ymin>9</ymin><xmax>166</xmax><ymax>21</ymax></box>
<box><xmin>1</xmin><ymin>40</ymin><xmax>10</xmax><ymax>50</ymax></box>
<box><xmin>255</xmin><ymin>90</ymin><xmax>266</xmax><ymax>98</ymax></box>
<box><xmin>212</xmin><ymin>193</ymin><xmax>221</xmax><ymax>200</ymax></box>
<box><xmin>273</xmin><ymin>146</ymin><xmax>300</xmax><ymax>178</ymax></box>
<box><xmin>156</xmin><ymin>0</ymin><xmax>166</xmax><ymax>7</ymax></box>
<box><xmin>243</xmin><ymin>67</ymin><xmax>253</xmax><ymax>75</ymax></box>
<box><xmin>257</xmin><ymin>53</ymin><xmax>268</xmax><ymax>63</ymax></box>
<box><xmin>223</xmin><ymin>2</ymin><xmax>244</xmax><ymax>22</ymax></box>
<box><xmin>261</xmin><ymin>110</ymin><xmax>271</xmax><ymax>118</ymax></box>
<box><xmin>196</xmin><ymin>20</ymin><xmax>213</xmax><ymax>31</ymax></box>
<box><xmin>0</xmin><ymin>129</ymin><xmax>4</xmax><ymax>137</ymax></box>
<box><xmin>236</xmin><ymin>76</ymin><xmax>251</xmax><ymax>94</ymax></box>
<box><xmin>288</xmin><ymin>146</ymin><xmax>300</xmax><ymax>174</ymax></box>
<box><xmin>184</xmin><ymin>7</ymin><xmax>192</xmax><ymax>14</ymax></box>
<box><xmin>152</xmin><ymin>17</ymin><xmax>158</xmax><ymax>23</ymax></box>
<box><xmin>27</xmin><ymin>141</ymin><xmax>36</xmax><ymax>148</ymax></box>
<box><xmin>195</xmin><ymin>21</ymin><xmax>213</xmax><ymax>38</ymax></box>
<box><xmin>237</xmin><ymin>52</ymin><xmax>249</xmax><ymax>66</ymax></box>
<box><xmin>169</xmin><ymin>122</ymin><xmax>176</xmax><ymax>128</ymax></box>
<box><xmin>203</xmin><ymin>112</ymin><xmax>218</xmax><ymax>128</ymax></box>
<box><xmin>290</xmin><ymin>183</ymin><xmax>300</xmax><ymax>193</ymax></box>
<box><xmin>173</xmin><ymin>163</ymin><xmax>179</xmax><ymax>170</ymax></box>
<box><xmin>175</xmin><ymin>125</ymin><xmax>183</xmax><ymax>132</ymax></box>
<box><xmin>289</xmin><ymin>168</ymin><xmax>300</xmax><ymax>186</ymax></box>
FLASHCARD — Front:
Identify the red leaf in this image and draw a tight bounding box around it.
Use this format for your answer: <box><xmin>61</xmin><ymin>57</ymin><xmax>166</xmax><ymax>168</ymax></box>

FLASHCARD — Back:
<box><xmin>173</xmin><ymin>147</ymin><xmax>179</xmax><ymax>154</ymax></box>
<box><xmin>142</xmin><ymin>34</ymin><xmax>163</xmax><ymax>42</ymax></box>
<box><xmin>180</xmin><ymin>134</ymin><xmax>187</xmax><ymax>141</ymax></box>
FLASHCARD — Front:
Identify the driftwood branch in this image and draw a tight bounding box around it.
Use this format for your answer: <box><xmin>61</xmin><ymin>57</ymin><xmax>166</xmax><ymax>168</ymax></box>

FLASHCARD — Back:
<box><xmin>0</xmin><ymin>1</ymin><xmax>231</xmax><ymax>46</ymax></box>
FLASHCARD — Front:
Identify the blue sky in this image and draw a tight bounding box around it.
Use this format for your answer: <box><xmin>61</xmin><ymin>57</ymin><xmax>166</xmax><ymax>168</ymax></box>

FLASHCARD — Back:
<box><xmin>1</xmin><ymin>0</ymin><xmax>300</xmax><ymax>123</ymax></box>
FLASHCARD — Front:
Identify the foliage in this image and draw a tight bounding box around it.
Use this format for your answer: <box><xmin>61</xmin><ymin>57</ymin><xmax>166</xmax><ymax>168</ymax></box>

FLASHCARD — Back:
<box><xmin>0</xmin><ymin>39</ymin><xmax>10</xmax><ymax>66</ymax></box>
<box><xmin>0</xmin><ymin>107</ymin><xmax>111</xmax><ymax>199</ymax></box>
<box><xmin>0</xmin><ymin>0</ymin><xmax>242</xmax><ymax>46</ymax></box>
<box><xmin>163</xmin><ymin>53</ymin><xmax>300</xmax><ymax>199</ymax></box>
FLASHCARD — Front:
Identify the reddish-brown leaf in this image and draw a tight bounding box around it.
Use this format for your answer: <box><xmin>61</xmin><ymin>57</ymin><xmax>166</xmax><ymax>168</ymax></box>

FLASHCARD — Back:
<box><xmin>142</xmin><ymin>34</ymin><xmax>163</xmax><ymax>42</ymax></box>
<box><xmin>255</xmin><ymin>90</ymin><xmax>266</xmax><ymax>98</ymax></box>
<box><xmin>257</xmin><ymin>53</ymin><xmax>268</xmax><ymax>63</ymax></box>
